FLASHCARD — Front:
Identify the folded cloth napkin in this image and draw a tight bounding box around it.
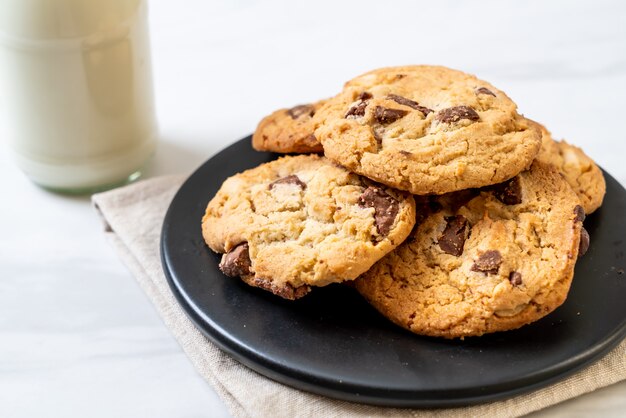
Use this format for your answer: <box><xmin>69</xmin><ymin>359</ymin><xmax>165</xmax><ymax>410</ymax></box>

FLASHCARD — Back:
<box><xmin>92</xmin><ymin>175</ymin><xmax>626</xmax><ymax>418</ymax></box>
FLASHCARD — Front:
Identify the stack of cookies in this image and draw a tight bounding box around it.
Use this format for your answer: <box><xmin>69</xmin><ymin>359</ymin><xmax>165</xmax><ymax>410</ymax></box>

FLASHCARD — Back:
<box><xmin>202</xmin><ymin>65</ymin><xmax>606</xmax><ymax>338</ymax></box>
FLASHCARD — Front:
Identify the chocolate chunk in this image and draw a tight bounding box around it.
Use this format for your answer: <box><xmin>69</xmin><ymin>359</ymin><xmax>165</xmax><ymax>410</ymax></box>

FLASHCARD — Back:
<box><xmin>476</xmin><ymin>87</ymin><xmax>496</xmax><ymax>97</ymax></box>
<box><xmin>399</xmin><ymin>150</ymin><xmax>412</xmax><ymax>156</ymax></box>
<box><xmin>574</xmin><ymin>205</ymin><xmax>586</xmax><ymax>222</ymax></box>
<box><xmin>438</xmin><ymin>215</ymin><xmax>468</xmax><ymax>256</ymax></box>
<box><xmin>372</xmin><ymin>126</ymin><xmax>384</xmax><ymax>145</ymax></box>
<box><xmin>345</xmin><ymin>100</ymin><xmax>369</xmax><ymax>119</ymax></box>
<box><xmin>346</xmin><ymin>92</ymin><xmax>374</xmax><ymax>119</ymax></box>
<box><xmin>219</xmin><ymin>243</ymin><xmax>251</xmax><ymax>277</ymax></box>
<box><xmin>492</xmin><ymin>177</ymin><xmax>522</xmax><ymax>205</ymax></box>
<box><xmin>374</xmin><ymin>106</ymin><xmax>408</xmax><ymax>124</ymax></box>
<box><xmin>416</xmin><ymin>105</ymin><xmax>433</xmax><ymax>116</ymax></box>
<box><xmin>248</xmin><ymin>277</ymin><xmax>311</xmax><ymax>300</ymax></box>
<box><xmin>435</xmin><ymin>106</ymin><xmax>480</xmax><ymax>124</ymax></box>
<box><xmin>386</xmin><ymin>94</ymin><xmax>433</xmax><ymax>115</ymax></box>
<box><xmin>579</xmin><ymin>227</ymin><xmax>590</xmax><ymax>256</ymax></box>
<box><xmin>358</xmin><ymin>186</ymin><xmax>400</xmax><ymax>236</ymax></box>
<box><xmin>287</xmin><ymin>104</ymin><xmax>314</xmax><ymax>119</ymax></box>
<box><xmin>471</xmin><ymin>250</ymin><xmax>502</xmax><ymax>274</ymax></box>
<box><xmin>509</xmin><ymin>271</ymin><xmax>523</xmax><ymax>286</ymax></box>
<box><xmin>269</xmin><ymin>175</ymin><xmax>306</xmax><ymax>190</ymax></box>
<box><xmin>387</xmin><ymin>94</ymin><xmax>418</xmax><ymax>108</ymax></box>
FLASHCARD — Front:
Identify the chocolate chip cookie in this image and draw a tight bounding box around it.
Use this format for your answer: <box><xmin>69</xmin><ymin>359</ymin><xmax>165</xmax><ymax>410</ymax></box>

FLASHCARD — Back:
<box><xmin>252</xmin><ymin>101</ymin><xmax>326</xmax><ymax>154</ymax></box>
<box><xmin>355</xmin><ymin>161</ymin><xmax>586</xmax><ymax>338</ymax></box>
<box><xmin>202</xmin><ymin>155</ymin><xmax>416</xmax><ymax>299</ymax></box>
<box><xmin>313</xmin><ymin>66</ymin><xmax>542</xmax><ymax>195</ymax></box>
<box><xmin>533</xmin><ymin>121</ymin><xmax>606</xmax><ymax>214</ymax></box>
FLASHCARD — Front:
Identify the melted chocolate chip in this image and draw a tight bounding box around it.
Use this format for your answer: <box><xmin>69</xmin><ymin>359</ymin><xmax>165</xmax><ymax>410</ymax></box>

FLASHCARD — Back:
<box><xmin>269</xmin><ymin>175</ymin><xmax>306</xmax><ymax>190</ymax></box>
<box><xmin>574</xmin><ymin>205</ymin><xmax>586</xmax><ymax>222</ymax></box>
<box><xmin>471</xmin><ymin>250</ymin><xmax>502</xmax><ymax>274</ymax></box>
<box><xmin>476</xmin><ymin>87</ymin><xmax>496</xmax><ymax>97</ymax></box>
<box><xmin>357</xmin><ymin>91</ymin><xmax>373</xmax><ymax>101</ymax></box>
<box><xmin>509</xmin><ymin>271</ymin><xmax>523</xmax><ymax>286</ymax></box>
<box><xmin>345</xmin><ymin>100</ymin><xmax>369</xmax><ymax>119</ymax></box>
<box><xmin>358</xmin><ymin>186</ymin><xmax>400</xmax><ymax>236</ymax></box>
<box><xmin>374</xmin><ymin>106</ymin><xmax>408</xmax><ymax>124</ymax></box>
<box><xmin>435</xmin><ymin>106</ymin><xmax>480</xmax><ymax>124</ymax></box>
<box><xmin>492</xmin><ymin>177</ymin><xmax>522</xmax><ymax>205</ymax></box>
<box><xmin>219</xmin><ymin>243</ymin><xmax>251</xmax><ymax>277</ymax></box>
<box><xmin>287</xmin><ymin>104</ymin><xmax>314</xmax><ymax>119</ymax></box>
<box><xmin>386</xmin><ymin>94</ymin><xmax>433</xmax><ymax>115</ymax></box>
<box><xmin>579</xmin><ymin>227</ymin><xmax>590</xmax><ymax>256</ymax></box>
<box><xmin>438</xmin><ymin>215</ymin><xmax>468</xmax><ymax>256</ymax></box>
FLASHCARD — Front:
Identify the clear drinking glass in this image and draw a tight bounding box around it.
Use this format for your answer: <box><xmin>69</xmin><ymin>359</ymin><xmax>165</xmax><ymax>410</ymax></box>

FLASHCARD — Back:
<box><xmin>0</xmin><ymin>0</ymin><xmax>157</xmax><ymax>193</ymax></box>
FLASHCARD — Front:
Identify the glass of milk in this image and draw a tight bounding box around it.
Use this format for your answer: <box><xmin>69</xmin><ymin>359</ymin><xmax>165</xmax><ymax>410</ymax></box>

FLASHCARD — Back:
<box><xmin>0</xmin><ymin>0</ymin><xmax>157</xmax><ymax>193</ymax></box>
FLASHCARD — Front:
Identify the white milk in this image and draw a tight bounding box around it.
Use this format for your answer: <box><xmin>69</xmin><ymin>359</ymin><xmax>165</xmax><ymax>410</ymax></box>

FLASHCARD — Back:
<box><xmin>0</xmin><ymin>0</ymin><xmax>157</xmax><ymax>192</ymax></box>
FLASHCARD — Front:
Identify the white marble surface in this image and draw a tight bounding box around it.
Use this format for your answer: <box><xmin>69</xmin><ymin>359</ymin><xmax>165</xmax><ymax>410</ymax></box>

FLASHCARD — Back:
<box><xmin>1</xmin><ymin>0</ymin><xmax>625</xmax><ymax>417</ymax></box>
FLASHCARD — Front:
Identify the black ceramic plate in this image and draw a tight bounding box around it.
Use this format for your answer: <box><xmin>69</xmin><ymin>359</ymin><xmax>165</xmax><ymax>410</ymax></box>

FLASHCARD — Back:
<box><xmin>161</xmin><ymin>136</ymin><xmax>626</xmax><ymax>407</ymax></box>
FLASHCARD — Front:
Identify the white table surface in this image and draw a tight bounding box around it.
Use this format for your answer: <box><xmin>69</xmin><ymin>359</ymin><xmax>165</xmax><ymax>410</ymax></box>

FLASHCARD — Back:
<box><xmin>1</xmin><ymin>0</ymin><xmax>625</xmax><ymax>417</ymax></box>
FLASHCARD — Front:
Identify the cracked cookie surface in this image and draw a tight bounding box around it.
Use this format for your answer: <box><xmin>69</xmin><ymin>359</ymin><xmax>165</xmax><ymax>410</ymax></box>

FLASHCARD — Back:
<box><xmin>313</xmin><ymin>65</ymin><xmax>542</xmax><ymax>195</ymax></box>
<box><xmin>355</xmin><ymin>161</ymin><xmax>585</xmax><ymax>338</ymax></box>
<box><xmin>533</xmin><ymin>121</ymin><xmax>606</xmax><ymax>214</ymax></box>
<box><xmin>252</xmin><ymin>101</ymin><xmax>326</xmax><ymax>154</ymax></box>
<box><xmin>202</xmin><ymin>155</ymin><xmax>416</xmax><ymax>299</ymax></box>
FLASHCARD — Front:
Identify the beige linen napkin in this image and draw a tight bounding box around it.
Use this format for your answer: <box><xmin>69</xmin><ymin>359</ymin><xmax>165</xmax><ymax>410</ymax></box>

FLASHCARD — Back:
<box><xmin>92</xmin><ymin>175</ymin><xmax>626</xmax><ymax>418</ymax></box>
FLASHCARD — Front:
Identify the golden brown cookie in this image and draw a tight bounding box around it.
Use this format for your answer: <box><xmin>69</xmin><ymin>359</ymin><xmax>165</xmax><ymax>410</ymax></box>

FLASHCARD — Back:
<box><xmin>313</xmin><ymin>65</ymin><xmax>542</xmax><ymax>195</ymax></box>
<box><xmin>355</xmin><ymin>161</ymin><xmax>587</xmax><ymax>338</ymax></box>
<box><xmin>202</xmin><ymin>155</ymin><xmax>416</xmax><ymax>299</ymax></box>
<box><xmin>533</xmin><ymin>122</ymin><xmax>606</xmax><ymax>214</ymax></box>
<box><xmin>252</xmin><ymin>101</ymin><xmax>326</xmax><ymax>154</ymax></box>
